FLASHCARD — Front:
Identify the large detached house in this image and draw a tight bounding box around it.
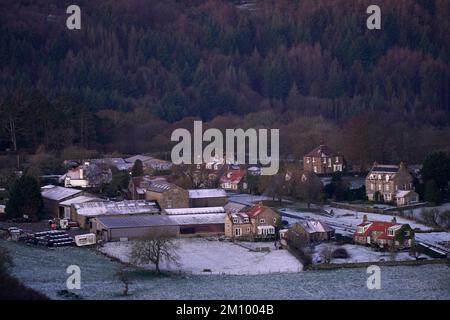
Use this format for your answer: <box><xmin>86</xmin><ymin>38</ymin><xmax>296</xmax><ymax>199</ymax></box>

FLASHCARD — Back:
<box><xmin>61</xmin><ymin>162</ymin><xmax>112</xmax><ymax>189</ymax></box>
<box><xmin>225</xmin><ymin>204</ymin><xmax>280</xmax><ymax>240</ymax></box>
<box><xmin>365</xmin><ymin>162</ymin><xmax>419</xmax><ymax>206</ymax></box>
<box><xmin>303</xmin><ymin>144</ymin><xmax>344</xmax><ymax>174</ymax></box>
<box><xmin>220</xmin><ymin>169</ymin><xmax>247</xmax><ymax>192</ymax></box>
<box><xmin>353</xmin><ymin>216</ymin><xmax>414</xmax><ymax>249</ymax></box>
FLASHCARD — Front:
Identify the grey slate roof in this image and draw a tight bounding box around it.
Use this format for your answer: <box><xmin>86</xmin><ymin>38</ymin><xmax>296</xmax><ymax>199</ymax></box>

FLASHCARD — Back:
<box><xmin>41</xmin><ymin>185</ymin><xmax>83</xmax><ymax>201</ymax></box>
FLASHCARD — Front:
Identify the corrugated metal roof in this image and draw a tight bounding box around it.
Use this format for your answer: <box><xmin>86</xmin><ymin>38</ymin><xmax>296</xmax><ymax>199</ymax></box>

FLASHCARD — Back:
<box><xmin>164</xmin><ymin>207</ymin><xmax>225</xmax><ymax>215</ymax></box>
<box><xmin>97</xmin><ymin>214</ymin><xmax>176</xmax><ymax>228</ymax></box>
<box><xmin>97</xmin><ymin>213</ymin><xmax>225</xmax><ymax>229</ymax></box>
<box><xmin>59</xmin><ymin>195</ymin><xmax>101</xmax><ymax>206</ymax></box>
<box><xmin>41</xmin><ymin>185</ymin><xmax>83</xmax><ymax>201</ymax></box>
<box><xmin>168</xmin><ymin>213</ymin><xmax>226</xmax><ymax>225</ymax></box>
<box><xmin>74</xmin><ymin>200</ymin><xmax>159</xmax><ymax>217</ymax></box>
<box><xmin>188</xmin><ymin>189</ymin><xmax>227</xmax><ymax>199</ymax></box>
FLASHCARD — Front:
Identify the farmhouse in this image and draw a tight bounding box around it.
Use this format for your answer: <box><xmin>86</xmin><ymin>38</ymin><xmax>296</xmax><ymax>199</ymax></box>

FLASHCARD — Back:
<box><xmin>61</xmin><ymin>162</ymin><xmax>112</xmax><ymax>188</ymax></box>
<box><xmin>365</xmin><ymin>162</ymin><xmax>417</xmax><ymax>205</ymax></box>
<box><xmin>41</xmin><ymin>185</ymin><xmax>83</xmax><ymax>217</ymax></box>
<box><xmin>72</xmin><ymin>200</ymin><xmax>160</xmax><ymax>229</ymax></box>
<box><xmin>303</xmin><ymin>143</ymin><xmax>344</xmax><ymax>174</ymax></box>
<box><xmin>225</xmin><ymin>204</ymin><xmax>280</xmax><ymax>240</ymax></box>
<box><xmin>220</xmin><ymin>169</ymin><xmax>247</xmax><ymax>192</ymax></box>
<box><xmin>188</xmin><ymin>188</ymin><xmax>227</xmax><ymax>207</ymax></box>
<box><xmin>353</xmin><ymin>216</ymin><xmax>414</xmax><ymax>249</ymax></box>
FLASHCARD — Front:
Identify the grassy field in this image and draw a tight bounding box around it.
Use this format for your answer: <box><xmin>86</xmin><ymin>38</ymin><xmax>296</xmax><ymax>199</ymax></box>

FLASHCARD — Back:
<box><xmin>1</xmin><ymin>240</ymin><xmax>449</xmax><ymax>300</ymax></box>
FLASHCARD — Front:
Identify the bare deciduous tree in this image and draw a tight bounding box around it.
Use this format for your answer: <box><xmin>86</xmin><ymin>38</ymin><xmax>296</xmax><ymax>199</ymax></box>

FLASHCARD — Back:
<box><xmin>116</xmin><ymin>269</ymin><xmax>131</xmax><ymax>296</ymax></box>
<box><xmin>131</xmin><ymin>234</ymin><xmax>180</xmax><ymax>274</ymax></box>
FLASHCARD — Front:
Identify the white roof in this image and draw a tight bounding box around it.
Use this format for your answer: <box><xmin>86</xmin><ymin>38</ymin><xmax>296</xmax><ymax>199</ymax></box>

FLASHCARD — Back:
<box><xmin>41</xmin><ymin>185</ymin><xmax>83</xmax><ymax>201</ymax></box>
<box><xmin>59</xmin><ymin>196</ymin><xmax>101</xmax><ymax>206</ymax></box>
<box><xmin>125</xmin><ymin>155</ymin><xmax>153</xmax><ymax>163</ymax></box>
<box><xmin>188</xmin><ymin>189</ymin><xmax>227</xmax><ymax>199</ymax></box>
<box><xmin>396</xmin><ymin>190</ymin><xmax>414</xmax><ymax>198</ymax></box>
<box><xmin>164</xmin><ymin>207</ymin><xmax>225</xmax><ymax>215</ymax></box>
<box><xmin>74</xmin><ymin>200</ymin><xmax>159</xmax><ymax>217</ymax></box>
<box><xmin>170</xmin><ymin>213</ymin><xmax>226</xmax><ymax>225</ymax></box>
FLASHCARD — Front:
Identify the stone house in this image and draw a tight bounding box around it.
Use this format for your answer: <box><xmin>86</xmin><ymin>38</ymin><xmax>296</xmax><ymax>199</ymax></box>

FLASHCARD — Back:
<box><xmin>365</xmin><ymin>162</ymin><xmax>417</xmax><ymax>205</ymax></box>
<box><xmin>144</xmin><ymin>181</ymin><xmax>189</xmax><ymax>209</ymax></box>
<box><xmin>287</xmin><ymin>220</ymin><xmax>335</xmax><ymax>246</ymax></box>
<box><xmin>225</xmin><ymin>204</ymin><xmax>281</xmax><ymax>240</ymax></box>
<box><xmin>220</xmin><ymin>169</ymin><xmax>247</xmax><ymax>192</ymax></box>
<box><xmin>303</xmin><ymin>144</ymin><xmax>344</xmax><ymax>174</ymax></box>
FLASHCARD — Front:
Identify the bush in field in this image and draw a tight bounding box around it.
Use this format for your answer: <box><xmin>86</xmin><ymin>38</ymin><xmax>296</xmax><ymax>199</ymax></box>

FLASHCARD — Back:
<box><xmin>332</xmin><ymin>247</ymin><xmax>350</xmax><ymax>259</ymax></box>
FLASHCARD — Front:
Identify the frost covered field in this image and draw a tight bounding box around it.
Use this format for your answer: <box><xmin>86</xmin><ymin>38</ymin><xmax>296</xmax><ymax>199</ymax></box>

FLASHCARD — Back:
<box><xmin>100</xmin><ymin>238</ymin><xmax>303</xmax><ymax>274</ymax></box>
<box><xmin>1</xmin><ymin>240</ymin><xmax>449</xmax><ymax>300</ymax></box>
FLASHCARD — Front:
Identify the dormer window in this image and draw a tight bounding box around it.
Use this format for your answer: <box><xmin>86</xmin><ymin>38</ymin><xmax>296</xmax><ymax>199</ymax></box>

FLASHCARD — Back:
<box><xmin>244</xmin><ymin>218</ymin><xmax>249</xmax><ymax>223</ymax></box>
<box><xmin>232</xmin><ymin>218</ymin><xmax>238</xmax><ymax>224</ymax></box>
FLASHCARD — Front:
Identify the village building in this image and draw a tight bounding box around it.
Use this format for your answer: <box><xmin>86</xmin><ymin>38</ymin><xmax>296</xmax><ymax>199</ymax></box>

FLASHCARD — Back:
<box><xmin>128</xmin><ymin>176</ymin><xmax>167</xmax><ymax>200</ymax></box>
<box><xmin>220</xmin><ymin>169</ymin><xmax>247</xmax><ymax>192</ymax></box>
<box><xmin>41</xmin><ymin>185</ymin><xmax>84</xmax><ymax>217</ymax></box>
<box><xmin>93</xmin><ymin>208</ymin><xmax>226</xmax><ymax>241</ymax></box>
<box><xmin>72</xmin><ymin>200</ymin><xmax>160</xmax><ymax>229</ymax></box>
<box><xmin>286</xmin><ymin>220</ymin><xmax>335</xmax><ymax>247</ymax></box>
<box><xmin>144</xmin><ymin>181</ymin><xmax>189</xmax><ymax>209</ymax></box>
<box><xmin>58</xmin><ymin>195</ymin><xmax>101</xmax><ymax>220</ymax></box>
<box><xmin>225</xmin><ymin>204</ymin><xmax>280</xmax><ymax>240</ymax></box>
<box><xmin>93</xmin><ymin>215</ymin><xmax>180</xmax><ymax>242</ymax></box>
<box><xmin>365</xmin><ymin>162</ymin><xmax>418</xmax><ymax>205</ymax></box>
<box><xmin>61</xmin><ymin>161</ymin><xmax>112</xmax><ymax>189</ymax></box>
<box><xmin>353</xmin><ymin>216</ymin><xmax>414</xmax><ymax>249</ymax></box>
<box><xmin>125</xmin><ymin>154</ymin><xmax>173</xmax><ymax>173</ymax></box>
<box><xmin>303</xmin><ymin>144</ymin><xmax>344</xmax><ymax>174</ymax></box>
<box><xmin>188</xmin><ymin>189</ymin><xmax>227</xmax><ymax>207</ymax></box>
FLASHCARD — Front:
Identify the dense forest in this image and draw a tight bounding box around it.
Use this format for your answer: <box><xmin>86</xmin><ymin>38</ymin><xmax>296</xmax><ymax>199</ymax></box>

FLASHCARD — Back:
<box><xmin>0</xmin><ymin>0</ymin><xmax>449</xmax><ymax>169</ymax></box>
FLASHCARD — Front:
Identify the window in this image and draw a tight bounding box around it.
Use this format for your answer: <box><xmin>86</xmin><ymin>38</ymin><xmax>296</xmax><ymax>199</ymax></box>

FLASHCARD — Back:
<box><xmin>371</xmin><ymin>183</ymin><xmax>375</xmax><ymax>190</ymax></box>
<box><xmin>246</xmin><ymin>227</ymin><xmax>251</xmax><ymax>233</ymax></box>
<box><xmin>232</xmin><ymin>218</ymin><xmax>238</xmax><ymax>224</ymax></box>
<box><xmin>235</xmin><ymin>228</ymin><xmax>242</xmax><ymax>236</ymax></box>
<box><xmin>386</xmin><ymin>185</ymin><xmax>390</xmax><ymax>191</ymax></box>
<box><xmin>388</xmin><ymin>229</ymin><xmax>395</xmax><ymax>236</ymax></box>
<box><xmin>335</xmin><ymin>157</ymin><xmax>339</xmax><ymax>163</ymax></box>
<box><xmin>243</xmin><ymin>218</ymin><xmax>249</xmax><ymax>223</ymax></box>
<box><xmin>273</xmin><ymin>218</ymin><xmax>277</xmax><ymax>224</ymax></box>
<box><xmin>260</xmin><ymin>218</ymin><xmax>265</xmax><ymax>224</ymax></box>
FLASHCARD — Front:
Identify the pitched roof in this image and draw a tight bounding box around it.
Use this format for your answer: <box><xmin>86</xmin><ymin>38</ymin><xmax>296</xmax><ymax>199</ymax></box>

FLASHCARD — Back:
<box><xmin>59</xmin><ymin>195</ymin><xmax>101</xmax><ymax>206</ymax></box>
<box><xmin>73</xmin><ymin>200</ymin><xmax>159</xmax><ymax>217</ymax></box>
<box><xmin>125</xmin><ymin>154</ymin><xmax>153</xmax><ymax>163</ymax></box>
<box><xmin>97</xmin><ymin>214</ymin><xmax>176</xmax><ymax>229</ymax></box>
<box><xmin>354</xmin><ymin>220</ymin><xmax>404</xmax><ymax>239</ymax></box>
<box><xmin>97</xmin><ymin>212</ymin><xmax>225</xmax><ymax>229</ymax></box>
<box><xmin>220</xmin><ymin>169</ymin><xmax>246</xmax><ymax>184</ymax></box>
<box><xmin>164</xmin><ymin>207</ymin><xmax>225</xmax><ymax>215</ymax></box>
<box><xmin>246</xmin><ymin>205</ymin><xmax>265</xmax><ymax>218</ymax></box>
<box><xmin>305</xmin><ymin>144</ymin><xmax>338</xmax><ymax>158</ymax></box>
<box><xmin>188</xmin><ymin>189</ymin><xmax>227</xmax><ymax>199</ymax></box>
<box><xmin>371</xmin><ymin>165</ymin><xmax>399</xmax><ymax>173</ymax></box>
<box><xmin>41</xmin><ymin>185</ymin><xmax>83</xmax><ymax>201</ymax></box>
<box><xmin>297</xmin><ymin>220</ymin><xmax>334</xmax><ymax>234</ymax></box>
